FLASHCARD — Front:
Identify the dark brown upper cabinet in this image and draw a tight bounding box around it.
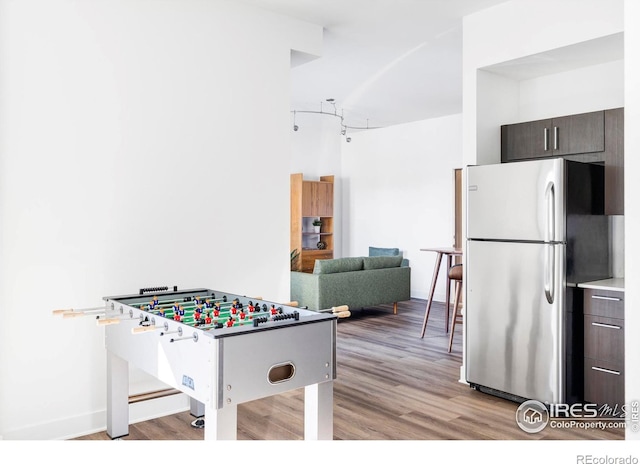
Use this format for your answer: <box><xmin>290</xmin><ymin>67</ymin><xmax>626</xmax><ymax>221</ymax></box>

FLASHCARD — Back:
<box><xmin>501</xmin><ymin>108</ymin><xmax>623</xmax><ymax>215</ymax></box>
<box><xmin>501</xmin><ymin>110</ymin><xmax>604</xmax><ymax>162</ymax></box>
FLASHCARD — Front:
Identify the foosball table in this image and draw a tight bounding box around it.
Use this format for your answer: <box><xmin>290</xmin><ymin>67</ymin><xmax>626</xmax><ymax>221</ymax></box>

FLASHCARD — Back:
<box><xmin>56</xmin><ymin>286</ymin><xmax>342</xmax><ymax>440</ymax></box>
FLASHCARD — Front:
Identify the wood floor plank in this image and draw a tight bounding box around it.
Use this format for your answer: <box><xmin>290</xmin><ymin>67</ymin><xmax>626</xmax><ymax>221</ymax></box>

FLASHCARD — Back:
<box><xmin>75</xmin><ymin>298</ymin><xmax>624</xmax><ymax>442</ymax></box>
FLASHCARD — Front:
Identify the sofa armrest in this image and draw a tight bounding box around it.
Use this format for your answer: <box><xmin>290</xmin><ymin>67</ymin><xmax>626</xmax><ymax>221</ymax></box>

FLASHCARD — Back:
<box><xmin>290</xmin><ymin>271</ymin><xmax>321</xmax><ymax>311</ymax></box>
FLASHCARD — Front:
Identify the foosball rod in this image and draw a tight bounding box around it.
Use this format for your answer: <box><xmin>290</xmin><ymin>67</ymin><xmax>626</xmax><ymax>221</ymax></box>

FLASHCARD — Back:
<box><xmin>138</xmin><ymin>293</ymin><xmax>265</xmax><ymax>309</ymax></box>
<box><xmin>52</xmin><ymin>306</ymin><xmax>107</xmax><ymax>317</ymax></box>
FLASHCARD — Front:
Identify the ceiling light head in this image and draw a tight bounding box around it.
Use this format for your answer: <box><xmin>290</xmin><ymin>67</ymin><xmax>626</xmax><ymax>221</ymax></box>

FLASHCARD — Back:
<box><xmin>293</xmin><ymin>124</ymin><xmax>299</xmax><ymax>131</ymax></box>
<box><xmin>346</xmin><ymin>136</ymin><xmax>351</xmax><ymax>143</ymax></box>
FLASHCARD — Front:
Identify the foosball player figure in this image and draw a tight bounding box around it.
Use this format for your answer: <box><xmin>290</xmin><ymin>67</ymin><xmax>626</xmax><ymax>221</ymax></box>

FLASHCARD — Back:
<box><xmin>270</xmin><ymin>304</ymin><xmax>278</xmax><ymax>316</ymax></box>
<box><xmin>231</xmin><ymin>304</ymin><xmax>238</xmax><ymax>315</ymax></box>
<box><xmin>226</xmin><ymin>317</ymin><xmax>235</xmax><ymax>328</ymax></box>
<box><xmin>204</xmin><ymin>311</ymin><xmax>212</xmax><ymax>325</ymax></box>
<box><xmin>195</xmin><ymin>304</ymin><xmax>204</xmax><ymax>314</ymax></box>
<box><xmin>205</xmin><ymin>299</ymin><xmax>214</xmax><ymax>308</ymax></box>
<box><xmin>239</xmin><ymin>310</ymin><xmax>246</xmax><ymax>320</ymax></box>
<box><xmin>248</xmin><ymin>302</ymin><xmax>255</xmax><ymax>313</ymax></box>
<box><xmin>173</xmin><ymin>306</ymin><xmax>185</xmax><ymax>322</ymax></box>
<box><xmin>152</xmin><ymin>296</ymin><xmax>159</xmax><ymax>307</ymax></box>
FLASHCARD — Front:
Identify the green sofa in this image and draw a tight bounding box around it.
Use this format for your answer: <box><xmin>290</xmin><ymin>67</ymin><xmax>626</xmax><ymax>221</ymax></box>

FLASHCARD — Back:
<box><xmin>290</xmin><ymin>255</ymin><xmax>411</xmax><ymax>314</ymax></box>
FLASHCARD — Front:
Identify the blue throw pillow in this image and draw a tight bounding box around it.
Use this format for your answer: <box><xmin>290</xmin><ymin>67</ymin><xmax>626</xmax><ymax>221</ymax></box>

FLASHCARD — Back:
<box><xmin>369</xmin><ymin>246</ymin><xmax>400</xmax><ymax>257</ymax></box>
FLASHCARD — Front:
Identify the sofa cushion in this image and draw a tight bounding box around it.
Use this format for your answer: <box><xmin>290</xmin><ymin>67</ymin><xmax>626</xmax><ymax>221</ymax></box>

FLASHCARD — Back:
<box><xmin>313</xmin><ymin>257</ymin><xmax>364</xmax><ymax>274</ymax></box>
<box><xmin>363</xmin><ymin>255</ymin><xmax>403</xmax><ymax>270</ymax></box>
<box><xmin>369</xmin><ymin>246</ymin><xmax>400</xmax><ymax>257</ymax></box>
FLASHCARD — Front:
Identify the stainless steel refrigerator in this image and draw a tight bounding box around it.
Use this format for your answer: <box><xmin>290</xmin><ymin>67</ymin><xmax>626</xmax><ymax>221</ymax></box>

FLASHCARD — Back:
<box><xmin>465</xmin><ymin>158</ymin><xmax>609</xmax><ymax>405</ymax></box>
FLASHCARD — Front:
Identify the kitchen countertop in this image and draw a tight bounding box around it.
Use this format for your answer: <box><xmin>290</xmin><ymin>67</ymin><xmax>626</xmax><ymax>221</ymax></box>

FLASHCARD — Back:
<box><xmin>577</xmin><ymin>278</ymin><xmax>625</xmax><ymax>292</ymax></box>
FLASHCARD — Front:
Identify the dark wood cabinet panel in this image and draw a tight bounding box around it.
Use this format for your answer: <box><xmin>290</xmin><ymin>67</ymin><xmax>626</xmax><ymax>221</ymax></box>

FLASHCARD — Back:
<box><xmin>552</xmin><ymin>111</ymin><xmax>604</xmax><ymax>156</ymax></box>
<box><xmin>583</xmin><ymin>288</ymin><xmax>624</xmax><ymax>319</ymax></box>
<box><xmin>582</xmin><ymin>288</ymin><xmax>624</xmax><ymax>408</ymax></box>
<box><xmin>604</xmin><ymin>108</ymin><xmax>624</xmax><ymax>215</ymax></box>
<box><xmin>501</xmin><ymin>119</ymin><xmax>551</xmax><ymax>161</ymax></box>
<box><xmin>501</xmin><ymin>110</ymin><xmax>605</xmax><ymax>162</ymax></box>
<box><xmin>584</xmin><ymin>314</ymin><xmax>624</xmax><ymax>362</ymax></box>
<box><xmin>584</xmin><ymin>357</ymin><xmax>625</xmax><ymax>409</ymax></box>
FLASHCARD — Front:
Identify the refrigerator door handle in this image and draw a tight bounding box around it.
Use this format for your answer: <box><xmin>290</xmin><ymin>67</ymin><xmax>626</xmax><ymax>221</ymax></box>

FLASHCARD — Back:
<box><xmin>544</xmin><ymin>244</ymin><xmax>555</xmax><ymax>304</ymax></box>
<box><xmin>545</xmin><ymin>181</ymin><xmax>555</xmax><ymax>243</ymax></box>
<box><xmin>544</xmin><ymin>181</ymin><xmax>556</xmax><ymax>303</ymax></box>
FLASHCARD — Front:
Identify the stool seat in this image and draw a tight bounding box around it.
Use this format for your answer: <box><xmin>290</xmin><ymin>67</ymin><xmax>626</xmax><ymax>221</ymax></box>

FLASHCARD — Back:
<box><xmin>448</xmin><ymin>264</ymin><xmax>462</xmax><ymax>281</ymax></box>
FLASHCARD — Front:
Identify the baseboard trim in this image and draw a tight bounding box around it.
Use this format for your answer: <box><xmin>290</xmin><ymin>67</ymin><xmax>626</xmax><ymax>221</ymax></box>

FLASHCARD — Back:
<box><xmin>3</xmin><ymin>393</ymin><xmax>191</xmax><ymax>440</ymax></box>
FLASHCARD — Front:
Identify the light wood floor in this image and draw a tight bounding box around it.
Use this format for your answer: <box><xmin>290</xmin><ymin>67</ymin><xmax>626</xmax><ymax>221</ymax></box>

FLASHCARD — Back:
<box><xmin>76</xmin><ymin>298</ymin><xmax>624</xmax><ymax>441</ymax></box>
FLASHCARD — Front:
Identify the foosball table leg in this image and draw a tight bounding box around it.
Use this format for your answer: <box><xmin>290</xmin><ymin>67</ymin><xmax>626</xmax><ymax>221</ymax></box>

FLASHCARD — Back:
<box><xmin>106</xmin><ymin>352</ymin><xmax>129</xmax><ymax>439</ymax></box>
<box><xmin>204</xmin><ymin>402</ymin><xmax>238</xmax><ymax>440</ymax></box>
<box><xmin>190</xmin><ymin>398</ymin><xmax>205</xmax><ymax>418</ymax></box>
<box><xmin>304</xmin><ymin>381</ymin><xmax>333</xmax><ymax>440</ymax></box>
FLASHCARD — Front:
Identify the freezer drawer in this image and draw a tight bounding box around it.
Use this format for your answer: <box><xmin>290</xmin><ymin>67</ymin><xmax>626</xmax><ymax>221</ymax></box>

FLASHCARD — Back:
<box><xmin>465</xmin><ymin>240</ymin><xmax>565</xmax><ymax>404</ymax></box>
<box><xmin>467</xmin><ymin>158</ymin><xmax>565</xmax><ymax>242</ymax></box>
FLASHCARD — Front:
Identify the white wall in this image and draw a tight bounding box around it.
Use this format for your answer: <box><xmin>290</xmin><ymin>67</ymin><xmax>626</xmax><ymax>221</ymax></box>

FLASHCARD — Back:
<box><xmin>463</xmin><ymin>0</ymin><xmax>624</xmax><ymax>168</ymax></box>
<box><xmin>341</xmin><ymin>114</ymin><xmax>463</xmax><ymax>301</ymax></box>
<box><xmin>518</xmin><ymin>59</ymin><xmax>624</xmax><ymax>120</ymax></box>
<box><xmin>0</xmin><ymin>0</ymin><xmax>321</xmax><ymax>440</ymax></box>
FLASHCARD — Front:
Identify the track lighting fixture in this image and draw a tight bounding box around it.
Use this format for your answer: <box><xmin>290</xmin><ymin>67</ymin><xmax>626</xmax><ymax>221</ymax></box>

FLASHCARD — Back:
<box><xmin>291</xmin><ymin>99</ymin><xmax>380</xmax><ymax>142</ymax></box>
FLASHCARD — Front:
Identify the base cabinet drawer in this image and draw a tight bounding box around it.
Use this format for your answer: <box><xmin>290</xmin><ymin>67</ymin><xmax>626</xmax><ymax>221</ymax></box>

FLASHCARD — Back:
<box><xmin>583</xmin><ymin>288</ymin><xmax>624</xmax><ymax>318</ymax></box>
<box><xmin>584</xmin><ymin>357</ymin><xmax>625</xmax><ymax>409</ymax></box>
<box><xmin>584</xmin><ymin>315</ymin><xmax>624</xmax><ymax>362</ymax></box>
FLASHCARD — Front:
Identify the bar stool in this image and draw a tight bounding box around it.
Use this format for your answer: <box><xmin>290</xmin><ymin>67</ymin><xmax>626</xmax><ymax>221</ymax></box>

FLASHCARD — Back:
<box><xmin>447</xmin><ymin>264</ymin><xmax>463</xmax><ymax>353</ymax></box>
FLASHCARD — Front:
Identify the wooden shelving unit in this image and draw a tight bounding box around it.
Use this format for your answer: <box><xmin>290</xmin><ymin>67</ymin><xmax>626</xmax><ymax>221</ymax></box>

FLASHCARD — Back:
<box><xmin>291</xmin><ymin>173</ymin><xmax>334</xmax><ymax>272</ymax></box>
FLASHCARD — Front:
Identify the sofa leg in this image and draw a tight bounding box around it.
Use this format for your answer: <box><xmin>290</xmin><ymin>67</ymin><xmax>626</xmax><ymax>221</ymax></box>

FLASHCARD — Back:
<box><xmin>393</xmin><ymin>302</ymin><xmax>397</xmax><ymax>315</ymax></box>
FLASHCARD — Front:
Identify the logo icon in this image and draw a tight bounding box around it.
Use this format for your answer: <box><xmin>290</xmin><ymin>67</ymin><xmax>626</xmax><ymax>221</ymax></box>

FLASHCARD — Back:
<box><xmin>516</xmin><ymin>399</ymin><xmax>549</xmax><ymax>433</ymax></box>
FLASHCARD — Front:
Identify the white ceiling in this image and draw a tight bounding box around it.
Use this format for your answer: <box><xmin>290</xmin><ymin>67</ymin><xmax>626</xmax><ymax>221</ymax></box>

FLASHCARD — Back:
<box><xmin>238</xmin><ymin>0</ymin><xmax>512</xmax><ymax>129</ymax></box>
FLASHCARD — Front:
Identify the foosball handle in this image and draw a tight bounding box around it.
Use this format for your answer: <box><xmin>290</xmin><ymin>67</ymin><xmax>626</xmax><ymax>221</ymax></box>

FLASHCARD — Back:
<box><xmin>62</xmin><ymin>312</ymin><xmax>87</xmax><ymax>318</ymax></box>
<box><xmin>132</xmin><ymin>326</ymin><xmax>160</xmax><ymax>334</ymax></box>
<box><xmin>97</xmin><ymin>318</ymin><xmax>121</xmax><ymax>326</ymax></box>
<box><xmin>336</xmin><ymin>311</ymin><xmax>351</xmax><ymax>318</ymax></box>
<box><xmin>52</xmin><ymin>309</ymin><xmax>74</xmax><ymax>316</ymax></box>
<box><xmin>332</xmin><ymin>305</ymin><xmax>349</xmax><ymax>313</ymax></box>
<box><xmin>283</xmin><ymin>301</ymin><xmax>299</xmax><ymax>307</ymax></box>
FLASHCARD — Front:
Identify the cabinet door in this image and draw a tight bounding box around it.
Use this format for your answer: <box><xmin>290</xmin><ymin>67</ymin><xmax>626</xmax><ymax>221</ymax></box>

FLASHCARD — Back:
<box><xmin>552</xmin><ymin>111</ymin><xmax>604</xmax><ymax>156</ymax></box>
<box><xmin>604</xmin><ymin>108</ymin><xmax>624</xmax><ymax>215</ymax></box>
<box><xmin>301</xmin><ymin>181</ymin><xmax>333</xmax><ymax>217</ymax></box>
<box><xmin>501</xmin><ymin>119</ymin><xmax>552</xmax><ymax>161</ymax></box>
